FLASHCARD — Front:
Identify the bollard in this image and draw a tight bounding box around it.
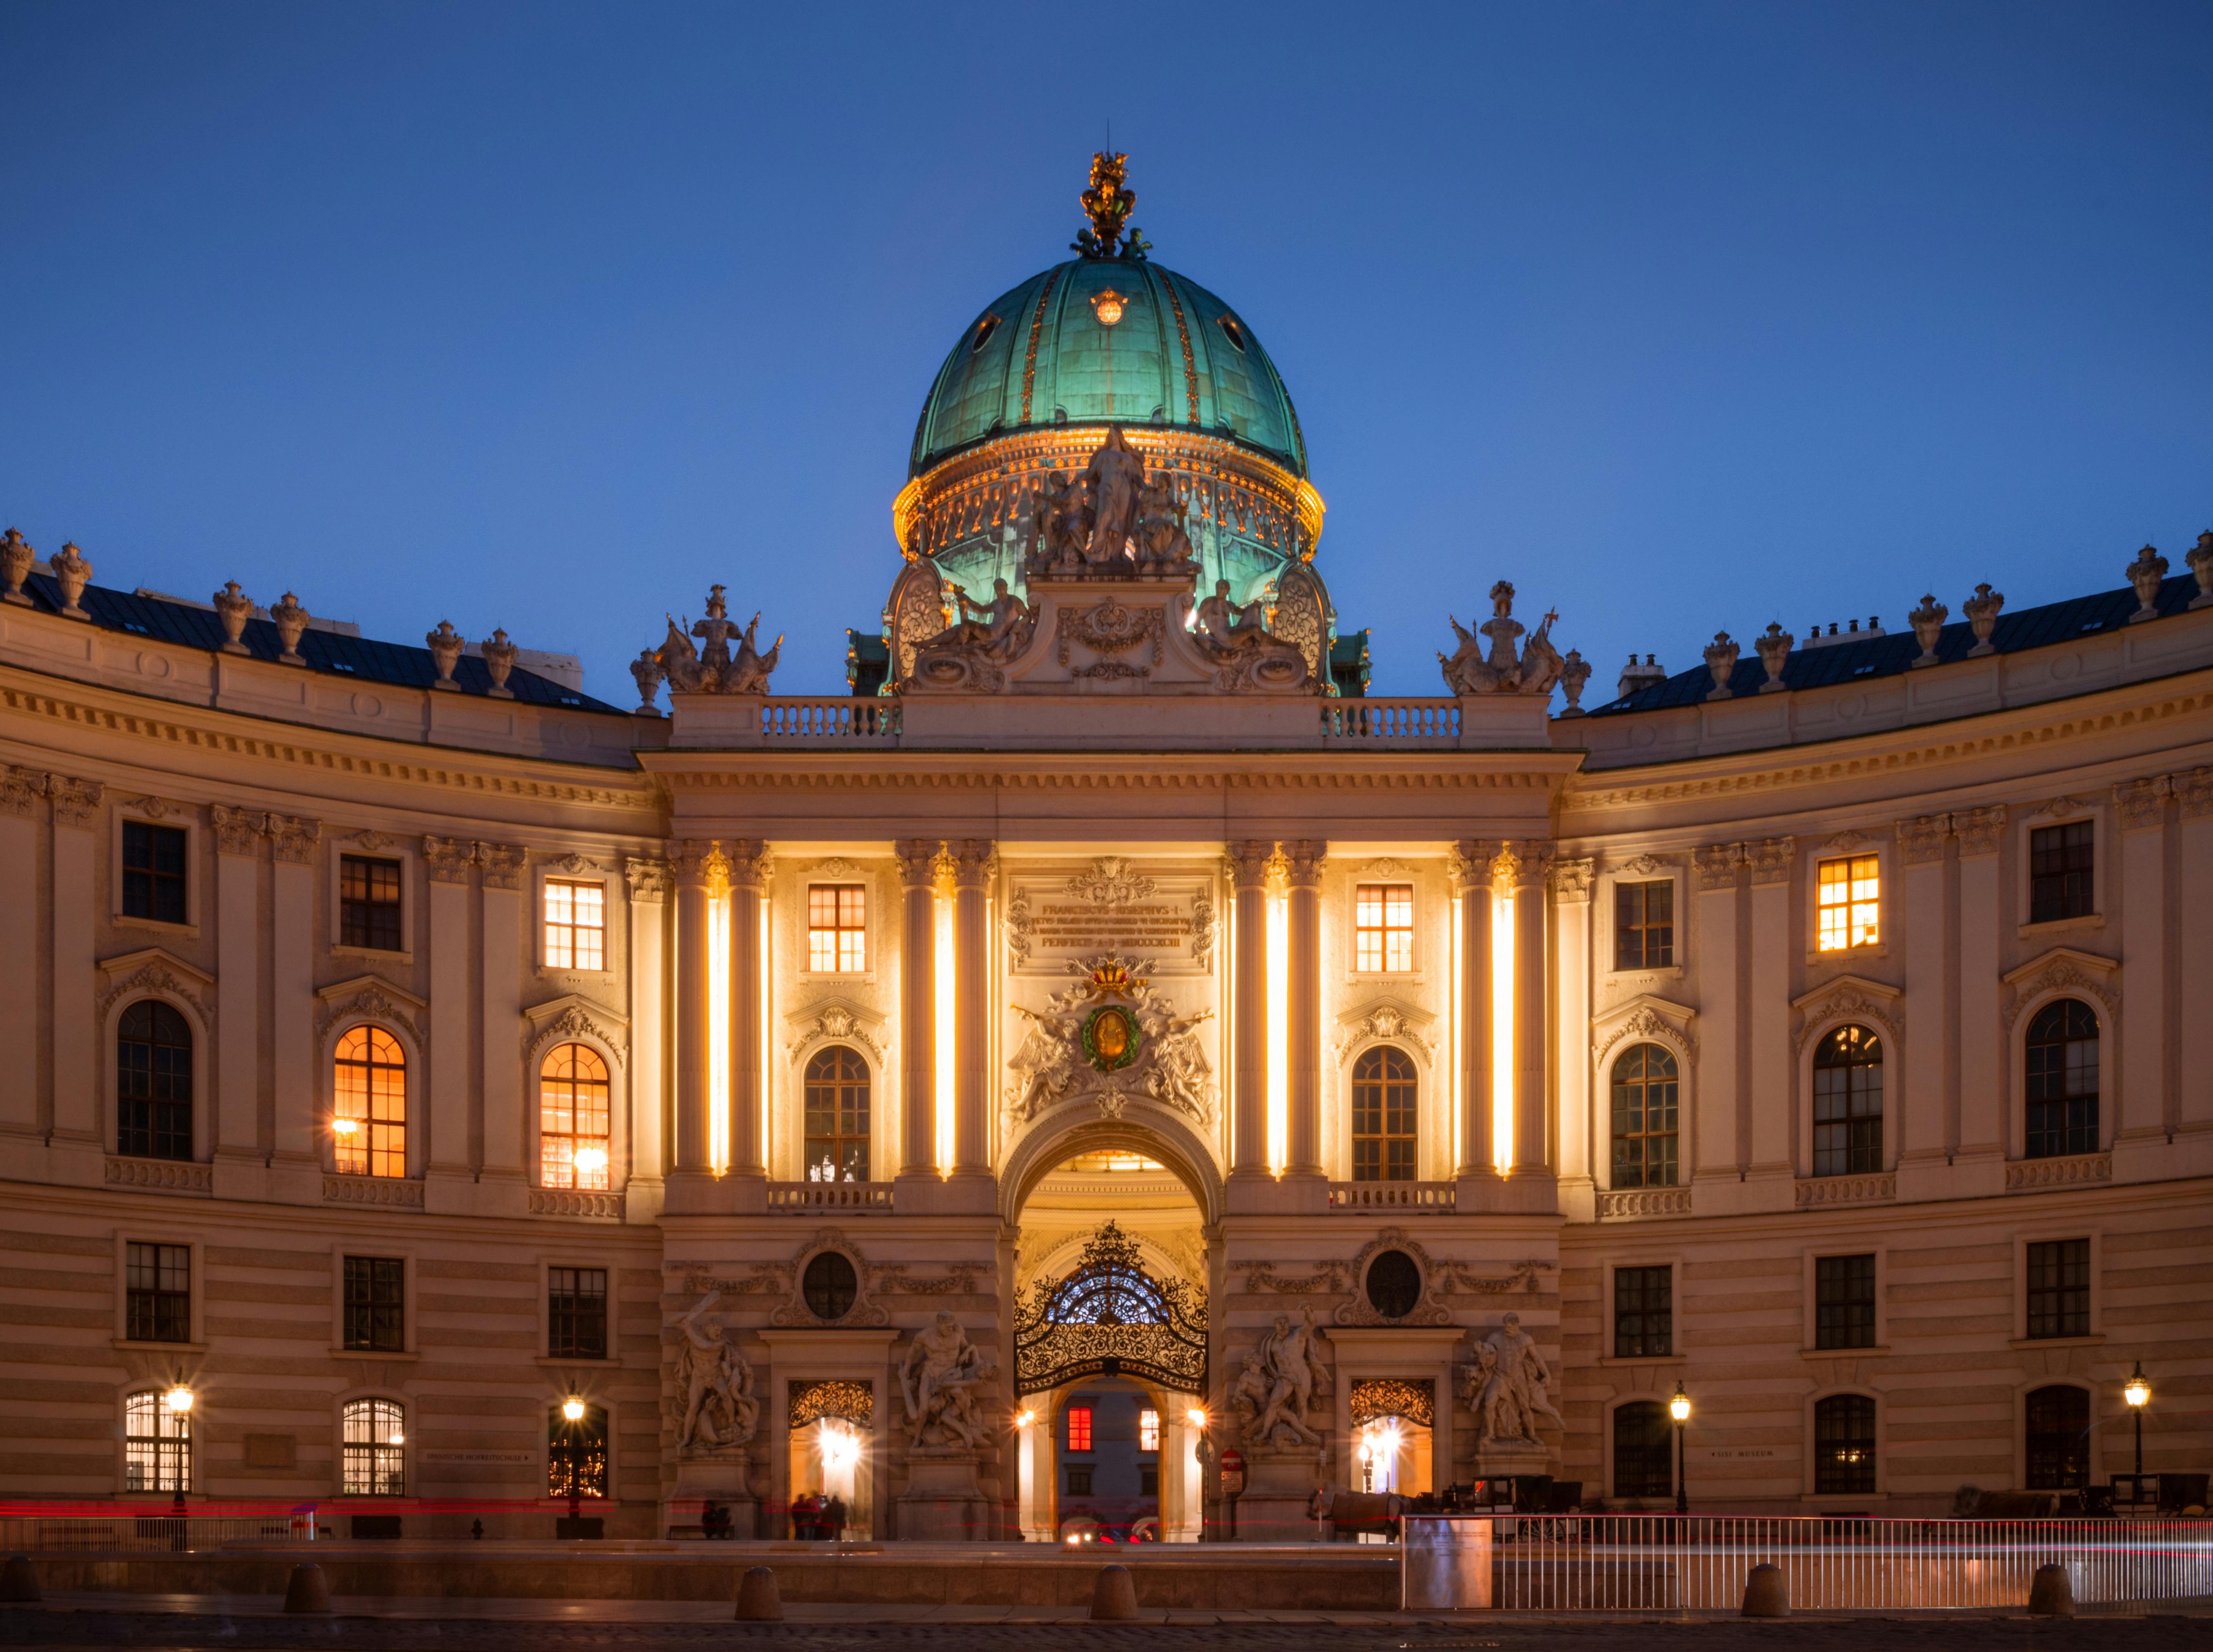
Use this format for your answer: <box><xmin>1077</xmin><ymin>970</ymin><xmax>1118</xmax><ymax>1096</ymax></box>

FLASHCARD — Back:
<box><xmin>282</xmin><ymin>1562</ymin><xmax>333</xmax><ymax>1614</ymax></box>
<box><xmin>734</xmin><ymin>1565</ymin><xmax>783</xmax><ymax>1622</ymax></box>
<box><xmin>0</xmin><ymin>1554</ymin><xmax>40</xmax><ymax>1603</ymax></box>
<box><xmin>1089</xmin><ymin>1562</ymin><xmax>1141</xmax><ymax>1621</ymax></box>
<box><xmin>1740</xmin><ymin>1562</ymin><xmax>1789</xmax><ymax>1618</ymax></box>
<box><xmin>2027</xmin><ymin>1563</ymin><xmax>2075</xmax><ymax>1618</ymax></box>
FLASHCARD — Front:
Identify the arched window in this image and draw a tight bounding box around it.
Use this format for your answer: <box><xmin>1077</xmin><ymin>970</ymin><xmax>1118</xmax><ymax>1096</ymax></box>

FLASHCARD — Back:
<box><xmin>549</xmin><ymin>1402</ymin><xmax>608</xmax><ymax>1500</ymax></box>
<box><xmin>334</xmin><ymin>1027</ymin><xmax>407</xmax><ymax>1178</ymax></box>
<box><xmin>1814</xmin><ymin>1394</ymin><xmax>1876</xmax><ymax>1495</ymax></box>
<box><xmin>1610</xmin><ymin>1044</ymin><xmax>1679</xmax><ymax>1189</ymax></box>
<box><xmin>341</xmin><ymin>1398</ymin><xmax>405</xmax><ymax>1496</ymax></box>
<box><xmin>803</xmin><ymin>1046</ymin><xmax>870</xmax><ymax>1182</ymax></box>
<box><xmin>118</xmin><ymin>1001</ymin><xmax>193</xmax><ymax>1161</ymax></box>
<box><xmin>2025</xmin><ymin>1384</ymin><xmax>2090</xmax><ymax>1490</ymax></box>
<box><xmin>123</xmin><ymin>1389</ymin><xmax>190</xmax><ymax>1493</ymax></box>
<box><xmin>1612</xmin><ymin>1400</ymin><xmax>1672</xmax><ymax>1500</ymax></box>
<box><xmin>539</xmin><ymin>1043</ymin><xmax>612</xmax><ymax>1190</ymax></box>
<box><xmin>2026</xmin><ymin>1000</ymin><xmax>2099</xmax><ymax>1159</ymax></box>
<box><xmin>1351</xmin><ymin>1046</ymin><xmax>1418</xmax><ymax>1182</ymax></box>
<box><xmin>1813</xmin><ymin>1026</ymin><xmax>1883</xmax><ymax>1177</ymax></box>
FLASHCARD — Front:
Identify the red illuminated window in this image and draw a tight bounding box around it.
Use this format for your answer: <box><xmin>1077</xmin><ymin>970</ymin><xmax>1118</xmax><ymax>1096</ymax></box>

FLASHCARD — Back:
<box><xmin>1065</xmin><ymin>1405</ymin><xmax>1093</xmax><ymax>1453</ymax></box>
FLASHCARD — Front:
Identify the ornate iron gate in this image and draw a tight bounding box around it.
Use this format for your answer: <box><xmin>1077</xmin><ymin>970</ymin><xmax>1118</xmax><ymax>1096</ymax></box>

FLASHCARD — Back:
<box><xmin>1014</xmin><ymin>1220</ymin><xmax>1209</xmax><ymax>1396</ymax></box>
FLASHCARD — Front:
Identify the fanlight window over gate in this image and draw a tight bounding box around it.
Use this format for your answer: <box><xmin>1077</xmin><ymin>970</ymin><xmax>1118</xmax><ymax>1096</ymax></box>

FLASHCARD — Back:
<box><xmin>1014</xmin><ymin>1220</ymin><xmax>1208</xmax><ymax>1397</ymax></box>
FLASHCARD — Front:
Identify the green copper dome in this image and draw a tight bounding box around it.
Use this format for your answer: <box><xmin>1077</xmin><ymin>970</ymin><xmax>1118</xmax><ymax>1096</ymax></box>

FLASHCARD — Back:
<box><xmin>909</xmin><ymin>258</ymin><xmax>1308</xmax><ymax>480</ymax></box>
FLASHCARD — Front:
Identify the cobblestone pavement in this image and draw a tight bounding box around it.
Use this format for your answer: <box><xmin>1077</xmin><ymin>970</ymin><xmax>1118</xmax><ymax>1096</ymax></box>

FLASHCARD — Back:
<box><xmin>6</xmin><ymin>1604</ymin><xmax>2212</xmax><ymax>1651</ymax></box>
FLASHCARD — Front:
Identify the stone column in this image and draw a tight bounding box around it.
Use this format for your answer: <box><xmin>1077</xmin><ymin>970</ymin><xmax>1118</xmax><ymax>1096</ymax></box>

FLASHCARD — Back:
<box><xmin>267</xmin><ymin>814</ymin><xmax>320</xmax><ymax>1199</ymax></box>
<box><xmin>723</xmin><ymin>840</ymin><xmax>769</xmax><ymax>1182</ymax></box>
<box><xmin>2175</xmin><ymin>771</ymin><xmax>2213</xmax><ymax>1149</ymax></box>
<box><xmin>2112</xmin><ymin>777</ymin><xmax>2172</xmax><ymax>1180</ymax></box>
<box><xmin>1951</xmin><ymin>808</ymin><xmax>2006</xmax><ymax>1181</ymax></box>
<box><xmin>1226</xmin><ymin>840</ymin><xmax>1274</xmax><ymax>1178</ymax></box>
<box><xmin>211</xmin><ymin>807</ymin><xmax>265</xmax><ymax>1186</ymax></box>
<box><xmin>419</xmin><ymin>837</ymin><xmax>475</xmax><ymax>1212</ymax></box>
<box><xmin>46</xmin><ymin>779</ymin><xmax>102</xmax><ymax>1166</ymax></box>
<box><xmin>669</xmin><ymin>840</ymin><xmax>715</xmax><ymax>1178</ymax></box>
<box><xmin>1550</xmin><ymin>859</ymin><xmax>1594</xmax><ymax>1216</ymax></box>
<box><xmin>1743</xmin><ymin>838</ymin><xmax>1794</xmax><ymax>1204</ymax></box>
<box><xmin>1283</xmin><ymin>839</ymin><xmax>1326</xmax><ymax>1179</ymax></box>
<box><xmin>896</xmin><ymin>838</ymin><xmax>940</xmax><ymax>1179</ymax></box>
<box><xmin>1690</xmin><ymin>844</ymin><xmax>1741</xmax><ymax>1208</ymax></box>
<box><xmin>0</xmin><ymin>769</ymin><xmax>45</xmax><ymax>1137</ymax></box>
<box><xmin>949</xmin><ymin>839</ymin><xmax>995</xmax><ymax>1182</ymax></box>
<box><xmin>1511</xmin><ymin>844</ymin><xmax>1552</xmax><ymax>1184</ymax></box>
<box><xmin>624</xmin><ymin>858</ymin><xmax>671</xmax><ymax>1212</ymax></box>
<box><xmin>1895</xmin><ymin>814</ymin><xmax>1953</xmax><ymax>1198</ymax></box>
<box><xmin>1452</xmin><ymin>841</ymin><xmax>1498</xmax><ymax>1184</ymax></box>
<box><xmin>477</xmin><ymin>843</ymin><xmax>527</xmax><ymax>1212</ymax></box>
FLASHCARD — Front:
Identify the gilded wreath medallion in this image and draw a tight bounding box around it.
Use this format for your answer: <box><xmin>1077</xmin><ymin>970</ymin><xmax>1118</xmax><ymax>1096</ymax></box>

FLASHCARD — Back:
<box><xmin>1080</xmin><ymin>1003</ymin><xmax>1142</xmax><ymax>1072</ymax></box>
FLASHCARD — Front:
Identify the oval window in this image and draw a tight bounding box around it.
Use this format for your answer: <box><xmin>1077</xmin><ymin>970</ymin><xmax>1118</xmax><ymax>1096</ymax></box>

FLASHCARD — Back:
<box><xmin>1365</xmin><ymin>1249</ymin><xmax>1421</xmax><ymax>1320</ymax></box>
<box><xmin>969</xmin><ymin>314</ymin><xmax>1001</xmax><ymax>355</ymax></box>
<box><xmin>803</xmin><ymin>1251</ymin><xmax>858</xmax><ymax>1322</ymax></box>
<box><xmin>1216</xmin><ymin>314</ymin><xmax>1248</xmax><ymax>353</ymax></box>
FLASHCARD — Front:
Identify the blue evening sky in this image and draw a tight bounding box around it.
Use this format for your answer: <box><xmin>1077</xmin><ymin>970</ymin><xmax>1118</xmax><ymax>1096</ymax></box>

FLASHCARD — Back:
<box><xmin>3</xmin><ymin>2</ymin><xmax>2208</xmax><ymax>703</ymax></box>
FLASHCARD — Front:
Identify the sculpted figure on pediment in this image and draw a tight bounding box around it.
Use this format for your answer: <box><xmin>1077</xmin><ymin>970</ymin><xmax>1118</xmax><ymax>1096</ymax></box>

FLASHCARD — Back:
<box><xmin>906</xmin><ymin>577</ymin><xmax>1039</xmax><ymax>693</ymax></box>
<box><xmin>655</xmin><ymin>586</ymin><xmax>780</xmax><ymax>695</ymax></box>
<box><xmin>1083</xmin><ymin>425</ymin><xmax>1147</xmax><ymax>566</ymax></box>
<box><xmin>1194</xmin><ymin>580</ymin><xmax>1313</xmax><ymax>693</ymax></box>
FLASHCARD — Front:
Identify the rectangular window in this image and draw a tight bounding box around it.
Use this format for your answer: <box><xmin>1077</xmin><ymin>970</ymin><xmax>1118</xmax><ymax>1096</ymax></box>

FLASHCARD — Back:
<box><xmin>339</xmin><ymin>855</ymin><xmax>403</xmax><ymax>951</ymax></box>
<box><xmin>549</xmin><ymin>1265</ymin><xmax>609</xmax><ymax>1359</ymax></box>
<box><xmin>1613</xmin><ymin>1265</ymin><xmax>1672</xmax><ymax>1359</ymax></box>
<box><xmin>543</xmin><ymin>880</ymin><xmax>605</xmax><ymax>971</ymax></box>
<box><xmin>548</xmin><ymin>1402</ymin><xmax>607</xmax><ymax>1500</ymax></box>
<box><xmin>1816</xmin><ymin>854</ymin><xmax>1880</xmax><ymax>951</ymax></box>
<box><xmin>1814</xmin><ymin>1395</ymin><xmax>1877</xmax><ymax>1496</ymax></box>
<box><xmin>1066</xmin><ymin>1467</ymin><xmax>1094</xmax><ymax>1496</ymax></box>
<box><xmin>342</xmin><ymin>1255</ymin><xmax>405</xmax><ymax>1352</ymax></box>
<box><xmin>122</xmin><ymin>821</ymin><xmax>188</xmax><ymax>925</ymax></box>
<box><xmin>1139</xmin><ymin>1465</ymin><xmax>1159</xmax><ymax>1498</ymax></box>
<box><xmin>1139</xmin><ymin>1408</ymin><xmax>1160</xmax><ymax>1453</ymax></box>
<box><xmin>1614</xmin><ymin>880</ymin><xmax>1674</xmax><ymax>970</ymax></box>
<box><xmin>1354</xmin><ymin>883</ymin><xmax>1414</xmax><ymax>973</ymax></box>
<box><xmin>123</xmin><ymin>1389</ymin><xmax>190</xmax><ymax>1492</ymax></box>
<box><xmin>2029</xmin><ymin>821</ymin><xmax>2095</xmax><ymax>923</ymax></box>
<box><xmin>2026</xmin><ymin>1239</ymin><xmax>2091</xmax><ymax>1339</ymax></box>
<box><xmin>1065</xmin><ymin>1404</ymin><xmax>1093</xmax><ymax>1453</ymax></box>
<box><xmin>125</xmin><ymin>1241</ymin><xmax>190</xmax><ymax>1343</ymax></box>
<box><xmin>807</xmin><ymin>884</ymin><xmax>867</xmax><ymax>973</ymax></box>
<box><xmin>1815</xmin><ymin>1253</ymin><xmax>1877</xmax><ymax>1350</ymax></box>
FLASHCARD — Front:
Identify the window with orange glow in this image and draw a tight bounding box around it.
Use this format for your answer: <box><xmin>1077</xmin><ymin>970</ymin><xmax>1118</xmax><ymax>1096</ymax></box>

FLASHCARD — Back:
<box><xmin>1139</xmin><ymin>1409</ymin><xmax>1160</xmax><ymax>1453</ymax></box>
<box><xmin>539</xmin><ymin>1042</ymin><xmax>612</xmax><ymax>1190</ymax></box>
<box><xmin>334</xmin><ymin>1026</ymin><xmax>406</xmax><ymax>1177</ymax></box>
<box><xmin>1817</xmin><ymin>855</ymin><xmax>1880</xmax><ymax>951</ymax></box>
<box><xmin>807</xmin><ymin>884</ymin><xmax>866</xmax><ymax>972</ymax></box>
<box><xmin>1354</xmin><ymin>883</ymin><xmax>1414</xmax><ymax>972</ymax></box>
<box><xmin>544</xmin><ymin>880</ymin><xmax>605</xmax><ymax>971</ymax></box>
<box><xmin>1065</xmin><ymin>1405</ymin><xmax>1093</xmax><ymax>1453</ymax></box>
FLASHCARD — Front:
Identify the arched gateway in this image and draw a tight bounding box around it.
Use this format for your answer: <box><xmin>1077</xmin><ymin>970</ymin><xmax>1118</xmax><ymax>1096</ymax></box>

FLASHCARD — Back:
<box><xmin>1014</xmin><ymin>1221</ymin><xmax>1208</xmax><ymax>1398</ymax></box>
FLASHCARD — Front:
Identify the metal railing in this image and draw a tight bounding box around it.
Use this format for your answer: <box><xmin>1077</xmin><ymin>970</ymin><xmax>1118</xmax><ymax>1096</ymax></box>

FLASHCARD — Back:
<box><xmin>759</xmin><ymin>699</ymin><xmax>901</xmax><ymax>741</ymax></box>
<box><xmin>0</xmin><ymin>1511</ymin><xmax>311</xmax><ymax>1552</ymax></box>
<box><xmin>1321</xmin><ymin>699</ymin><xmax>1461</xmax><ymax>743</ymax></box>
<box><xmin>766</xmin><ymin>1181</ymin><xmax>895</xmax><ymax>1212</ymax></box>
<box><xmin>1405</xmin><ymin>1514</ymin><xmax>2213</xmax><ymax>1610</ymax></box>
<box><xmin>1328</xmin><ymin>1180</ymin><xmax>1457</xmax><ymax>1211</ymax></box>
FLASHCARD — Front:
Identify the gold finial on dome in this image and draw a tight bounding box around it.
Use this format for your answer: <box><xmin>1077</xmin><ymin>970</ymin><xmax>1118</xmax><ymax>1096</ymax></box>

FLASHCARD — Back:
<box><xmin>1074</xmin><ymin>152</ymin><xmax>1143</xmax><ymax>260</ymax></box>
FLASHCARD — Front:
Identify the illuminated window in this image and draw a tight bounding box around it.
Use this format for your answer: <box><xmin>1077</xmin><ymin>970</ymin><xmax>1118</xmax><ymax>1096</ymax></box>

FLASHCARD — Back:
<box><xmin>1354</xmin><ymin>883</ymin><xmax>1413</xmax><ymax>972</ymax></box>
<box><xmin>544</xmin><ymin>880</ymin><xmax>605</xmax><ymax>971</ymax></box>
<box><xmin>1350</xmin><ymin>1046</ymin><xmax>1417</xmax><ymax>1181</ymax></box>
<box><xmin>539</xmin><ymin>1043</ymin><xmax>612</xmax><ymax>1190</ymax></box>
<box><xmin>1615</xmin><ymin>880</ymin><xmax>1673</xmax><ymax>969</ymax></box>
<box><xmin>807</xmin><ymin>884</ymin><xmax>867</xmax><ymax>972</ymax></box>
<box><xmin>1609</xmin><ymin>1044</ymin><xmax>1678</xmax><ymax>1189</ymax></box>
<box><xmin>549</xmin><ymin>1402</ymin><xmax>608</xmax><ymax>1500</ymax></box>
<box><xmin>1139</xmin><ymin>1409</ymin><xmax>1160</xmax><ymax>1453</ymax></box>
<box><xmin>123</xmin><ymin>1389</ymin><xmax>190</xmax><ymax>1492</ymax></box>
<box><xmin>122</xmin><ymin>821</ymin><xmax>187</xmax><ymax>924</ymax></box>
<box><xmin>1814</xmin><ymin>1394</ymin><xmax>1876</xmax><ymax>1495</ymax></box>
<box><xmin>549</xmin><ymin>1266</ymin><xmax>608</xmax><ymax>1359</ymax></box>
<box><xmin>1065</xmin><ymin>1405</ymin><xmax>1093</xmax><ymax>1453</ymax></box>
<box><xmin>341</xmin><ymin>1398</ymin><xmax>405</xmax><ymax>1497</ymax></box>
<box><xmin>2026</xmin><ymin>1000</ymin><xmax>2099</xmax><ymax>1158</ymax></box>
<box><xmin>334</xmin><ymin>1026</ymin><xmax>406</xmax><ymax>1177</ymax></box>
<box><xmin>2029</xmin><ymin>821</ymin><xmax>2094</xmax><ymax>923</ymax></box>
<box><xmin>125</xmin><ymin>1241</ymin><xmax>190</xmax><ymax>1343</ymax></box>
<box><xmin>1816</xmin><ymin>854</ymin><xmax>1879</xmax><ymax>951</ymax></box>
<box><xmin>803</xmin><ymin>1046</ymin><xmax>870</xmax><ymax>1182</ymax></box>
<box><xmin>117</xmin><ymin>1001</ymin><xmax>192</xmax><ymax>1161</ymax></box>
<box><xmin>340</xmin><ymin>855</ymin><xmax>403</xmax><ymax>951</ymax></box>
<box><xmin>1812</xmin><ymin>1026</ymin><xmax>1883</xmax><ymax>1176</ymax></box>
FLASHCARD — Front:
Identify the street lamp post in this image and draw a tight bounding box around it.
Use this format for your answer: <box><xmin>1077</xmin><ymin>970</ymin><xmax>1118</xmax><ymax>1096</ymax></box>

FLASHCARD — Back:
<box><xmin>1668</xmin><ymin>1382</ymin><xmax>1691</xmax><ymax>1517</ymax></box>
<box><xmin>2123</xmin><ymin>1363</ymin><xmax>2150</xmax><ymax>1481</ymax></box>
<box><xmin>561</xmin><ymin>1396</ymin><xmax>586</xmax><ymax>1531</ymax></box>
<box><xmin>163</xmin><ymin>1382</ymin><xmax>195</xmax><ymax>1517</ymax></box>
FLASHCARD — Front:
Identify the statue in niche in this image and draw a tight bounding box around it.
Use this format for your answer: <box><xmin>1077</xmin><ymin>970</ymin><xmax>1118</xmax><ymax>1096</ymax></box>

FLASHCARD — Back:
<box><xmin>1235</xmin><ymin>1304</ymin><xmax>1333</xmax><ymax>1447</ymax></box>
<box><xmin>673</xmin><ymin>1290</ymin><xmax>760</xmax><ymax>1453</ymax></box>
<box><xmin>1440</xmin><ymin>581</ymin><xmax>1565</xmax><ymax>698</ymax></box>
<box><xmin>899</xmin><ymin>1311</ymin><xmax>995</xmax><ymax>1449</ymax></box>
<box><xmin>1460</xmin><ymin>1311</ymin><xmax>1563</xmax><ymax>1448</ymax></box>
<box><xmin>1082</xmin><ymin>425</ymin><xmax>1147</xmax><ymax>565</ymax></box>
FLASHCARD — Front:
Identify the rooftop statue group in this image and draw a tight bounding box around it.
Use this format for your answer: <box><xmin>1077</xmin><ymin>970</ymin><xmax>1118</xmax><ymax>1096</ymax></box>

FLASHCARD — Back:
<box><xmin>632</xmin><ymin>584</ymin><xmax>782</xmax><ymax>706</ymax></box>
<box><xmin>1440</xmin><ymin>580</ymin><xmax>1592</xmax><ymax>710</ymax></box>
<box><xmin>1023</xmin><ymin>425</ymin><xmax>1197</xmax><ymax>580</ymax></box>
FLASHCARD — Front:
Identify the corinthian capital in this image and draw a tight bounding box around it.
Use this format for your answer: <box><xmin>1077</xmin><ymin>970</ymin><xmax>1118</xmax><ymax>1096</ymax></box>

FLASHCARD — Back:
<box><xmin>1224</xmin><ymin>839</ymin><xmax>1274</xmax><ymax>888</ymax></box>
<box><xmin>1746</xmin><ymin>837</ymin><xmax>1796</xmax><ymax>886</ymax></box>
<box><xmin>476</xmin><ymin>841</ymin><xmax>526</xmax><ymax>890</ymax></box>
<box><xmin>266</xmin><ymin>813</ymin><xmax>321</xmax><ymax>864</ymax></box>
<box><xmin>946</xmin><ymin>838</ymin><xmax>996</xmax><ymax>887</ymax></box>
<box><xmin>1449</xmin><ymin>839</ymin><xmax>1503</xmax><ymax>895</ymax></box>
<box><xmin>624</xmin><ymin>857</ymin><xmax>672</xmax><ymax>902</ymax></box>
<box><xmin>721</xmin><ymin>838</ymin><xmax>771</xmax><ymax>888</ymax></box>
<box><xmin>424</xmin><ymin>835</ymin><xmax>475</xmax><ymax>884</ymax></box>
<box><xmin>670</xmin><ymin>839</ymin><xmax>716</xmax><ymax>888</ymax></box>
<box><xmin>1694</xmin><ymin>843</ymin><xmax>1741</xmax><ymax>892</ymax></box>
<box><xmin>1280</xmin><ymin>839</ymin><xmax>1328</xmax><ymax>889</ymax></box>
<box><xmin>49</xmin><ymin>776</ymin><xmax>103</xmax><ymax>830</ymax></box>
<box><xmin>893</xmin><ymin>838</ymin><xmax>941</xmax><ymax>888</ymax></box>
<box><xmin>2</xmin><ymin>766</ymin><xmax>47</xmax><ymax>819</ymax></box>
<box><xmin>1953</xmin><ymin>805</ymin><xmax>2006</xmax><ymax>857</ymax></box>
<box><xmin>212</xmin><ymin>804</ymin><xmax>265</xmax><ymax>857</ymax></box>
<box><xmin>1895</xmin><ymin>814</ymin><xmax>1950</xmax><ymax>865</ymax></box>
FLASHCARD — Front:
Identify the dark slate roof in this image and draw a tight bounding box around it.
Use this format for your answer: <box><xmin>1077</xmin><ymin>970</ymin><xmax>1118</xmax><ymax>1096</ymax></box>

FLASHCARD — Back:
<box><xmin>1588</xmin><ymin>572</ymin><xmax>2208</xmax><ymax>716</ymax></box>
<box><xmin>14</xmin><ymin>572</ymin><xmax>624</xmax><ymax>713</ymax></box>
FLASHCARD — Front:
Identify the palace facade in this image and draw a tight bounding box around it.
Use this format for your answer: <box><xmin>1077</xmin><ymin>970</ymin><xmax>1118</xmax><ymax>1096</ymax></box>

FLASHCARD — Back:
<box><xmin>2</xmin><ymin>157</ymin><xmax>2209</xmax><ymax>1540</ymax></box>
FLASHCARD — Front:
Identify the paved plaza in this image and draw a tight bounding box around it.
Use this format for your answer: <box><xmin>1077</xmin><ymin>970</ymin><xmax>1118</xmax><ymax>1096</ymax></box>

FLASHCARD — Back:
<box><xmin>5</xmin><ymin>1598</ymin><xmax>2212</xmax><ymax>1651</ymax></box>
